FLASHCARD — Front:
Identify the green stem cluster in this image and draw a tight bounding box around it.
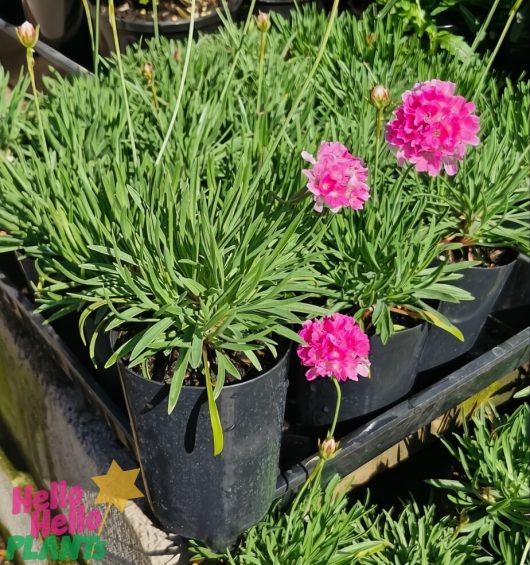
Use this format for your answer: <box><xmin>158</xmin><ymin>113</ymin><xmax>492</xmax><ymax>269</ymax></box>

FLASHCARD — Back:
<box><xmin>372</xmin><ymin>108</ymin><xmax>384</xmax><ymax>207</ymax></box>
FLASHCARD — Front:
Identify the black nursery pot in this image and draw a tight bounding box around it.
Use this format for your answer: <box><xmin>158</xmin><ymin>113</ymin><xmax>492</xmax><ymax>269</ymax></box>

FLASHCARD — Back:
<box><xmin>418</xmin><ymin>258</ymin><xmax>516</xmax><ymax>373</ymax></box>
<box><xmin>15</xmin><ymin>253</ymin><xmax>38</xmax><ymax>296</ymax></box>
<box><xmin>119</xmin><ymin>347</ymin><xmax>290</xmax><ymax>549</ymax></box>
<box><xmin>83</xmin><ymin>318</ymin><xmax>125</xmax><ymax>408</ymax></box>
<box><xmin>91</xmin><ymin>0</ymin><xmax>243</xmax><ymax>55</ymax></box>
<box><xmin>253</xmin><ymin>0</ymin><xmax>315</xmax><ymax>19</ymax></box>
<box><xmin>295</xmin><ymin>323</ymin><xmax>428</xmax><ymax>427</ymax></box>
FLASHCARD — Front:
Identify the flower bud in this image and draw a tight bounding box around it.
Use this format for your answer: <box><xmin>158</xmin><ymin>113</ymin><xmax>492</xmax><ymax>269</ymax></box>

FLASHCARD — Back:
<box><xmin>142</xmin><ymin>63</ymin><xmax>154</xmax><ymax>83</ymax></box>
<box><xmin>370</xmin><ymin>85</ymin><xmax>391</xmax><ymax>111</ymax></box>
<box><xmin>173</xmin><ymin>49</ymin><xmax>181</xmax><ymax>63</ymax></box>
<box><xmin>255</xmin><ymin>11</ymin><xmax>271</xmax><ymax>33</ymax></box>
<box><xmin>16</xmin><ymin>21</ymin><xmax>39</xmax><ymax>49</ymax></box>
<box><xmin>318</xmin><ymin>437</ymin><xmax>339</xmax><ymax>461</ymax></box>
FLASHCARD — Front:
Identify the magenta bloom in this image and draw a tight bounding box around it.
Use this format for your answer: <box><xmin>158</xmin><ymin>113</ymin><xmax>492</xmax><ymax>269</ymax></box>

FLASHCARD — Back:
<box><xmin>386</xmin><ymin>80</ymin><xmax>480</xmax><ymax>176</ymax></box>
<box><xmin>301</xmin><ymin>142</ymin><xmax>370</xmax><ymax>213</ymax></box>
<box><xmin>297</xmin><ymin>313</ymin><xmax>371</xmax><ymax>382</ymax></box>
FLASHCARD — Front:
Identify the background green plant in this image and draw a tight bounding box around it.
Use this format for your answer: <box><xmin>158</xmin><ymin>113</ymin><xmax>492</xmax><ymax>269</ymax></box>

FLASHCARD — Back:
<box><xmin>188</xmin><ymin>398</ymin><xmax>530</xmax><ymax>564</ymax></box>
<box><xmin>0</xmin><ymin>68</ymin><xmax>28</xmax><ymax>163</ymax></box>
<box><xmin>429</xmin><ymin>404</ymin><xmax>530</xmax><ymax>564</ymax></box>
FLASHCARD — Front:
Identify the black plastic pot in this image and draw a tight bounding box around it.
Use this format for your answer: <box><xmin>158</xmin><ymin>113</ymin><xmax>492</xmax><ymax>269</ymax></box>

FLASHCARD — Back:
<box><xmin>21</xmin><ymin>0</ymin><xmax>84</xmax><ymax>48</ymax></box>
<box><xmin>91</xmin><ymin>0</ymin><xmax>243</xmax><ymax>55</ymax></box>
<box><xmin>83</xmin><ymin>318</ymin><xmax>125</xmax><ymax>408</ymax></box>
<box><xmin>119</xmin><ymin>346</ymin><xmax>290</xmax><ymax>549</ymax></box>
<box><xmin>254</xmin><ymin>0</ymin><xmax>315</xmax><ymax>18</ymax></box>
<box><xmin>294</xmin><ymin>323</ymin><xmax>428</xmax><ymax>427</ymax></box>
<box><xmin>15</xmin><ymin>253</ymin><xmax>38</xmax><ymax>296</ymax></box>
<box><xmin>418</xmin><ymin>259</ymin><xmax>516</xmax><ymax>373</ymax></box>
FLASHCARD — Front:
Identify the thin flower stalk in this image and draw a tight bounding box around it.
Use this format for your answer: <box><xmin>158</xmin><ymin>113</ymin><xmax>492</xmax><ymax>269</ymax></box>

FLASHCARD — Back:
<box><xmin>81</xmin><ymin>0</ymin><xmax>95</xmax><ymax>55</ymax></box>
<box><xmin>476</xmin><ymin>0</ymin><xmax>524</xmax><ymax>93</ymax></box>
<box><xmin>250</xmin><ymin>0</ymin><xmax>341</xmax><ymax>194</ymax></box>
<box><xmin>94</xmin><ymin>0</ymin><xmax>101</xmax><ymax>75</ymax></box>
<box><xmin>152</xmin><ymin>0</ymin><xmax>160</xmax><ymax>43</ymax></box>
<box><xmin>17</xmin><ymin>23</ymin><xmax>51</xmax><ymax>170</ymax></box>
<box><xmin>256</xmin><ymin>12</ymin><xmax>270</xmax><ymax>119</ymax></box>
<box><xmin>155</xmin><ymin>0</ymin><xmax>196</xmax><ymax>166</ymax></box>
<box><xmin>108</xmin><ymin>0</ymin><xmax>139</xmax><ymax>166</ymax></box>
<box><xmin>470</xmin><ymin>0</ymin><xmax>502</xmax><ymax>52</ymax></box>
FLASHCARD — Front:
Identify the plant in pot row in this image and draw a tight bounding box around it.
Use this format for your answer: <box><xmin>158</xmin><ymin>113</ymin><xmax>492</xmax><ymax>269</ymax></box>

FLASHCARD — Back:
<box><xmin>295</xmin><ymin>7</ymin><xmax>530</xmax><ymax>374</ymax></box>
<box><xmin>0</xmin><ymin>5</ymin><xmax>528</xmax><ymax>549</ymax></box>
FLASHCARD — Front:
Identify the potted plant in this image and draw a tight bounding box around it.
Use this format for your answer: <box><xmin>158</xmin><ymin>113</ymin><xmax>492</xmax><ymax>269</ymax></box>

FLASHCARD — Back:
<box><xmin>416</xmin><ymin>83</ymin><xmax>529</xmax><ymax>371</ymax></box>
<box><xmin>0</xmin><ymin>3</ymin><xmax>343</xmax><ymax>547</ymax></box>
<box><xmin>285</xmin><ymin>6</ymin><xmax>528</xmax><ymax>375</ymax></box>
<box><xmin>292</xmin><ymin>135</ymin><xmax>475</xmax><ymax>426</ymax></box>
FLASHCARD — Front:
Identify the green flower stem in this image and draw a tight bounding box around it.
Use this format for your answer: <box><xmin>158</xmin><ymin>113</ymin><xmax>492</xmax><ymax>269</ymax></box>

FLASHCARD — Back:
<box><xmin>26</xmin><ymin>48</ymin><xmax>51</xmax><ymax>170</ymax></box>
<box><xmin>218</xmin><ymin>0</ymin><xmax>258</xmax><ymax>108</ymax></box>
<box><xmin>81</xmin><ymin>0</ymin><xmax>95</xmax><ymax>55</ymax></box>
<box><xmin>150</xmin><ymin>80</ymin><xmax>159</xmax><ymax>112</ymax></box>
<box><xmin>283</xmin><ymin>458</ymin><xmax>325</xmax><ymax>545</ymax></box>
<box><xmin>373</xmin><ymin>108</ymin><xmax>384</xmax><ymax>207</ymax></box>
<box><xmin>284</xmin><ymin>374</ymin><xmax>342</xmax><ymax>543</ymax></box>
<box><xmin>152</xmin><ymin>0</ymin><xmax>160</xmax><ymax>43</ymax></box>
<box><xmin>471</xmin><ymin>0</ymin><xmax>501</xmax><ymax>52</ymax></box>
<box><xmin>95</xmin><ymin>0</ymin><xmax>101</xmax><ymax>75</ymax></box>
<box><xmin>249</xmin><ymin>0</ymin><xmax>341</xmax><ymax>193</ymax></box>
<box><xmin>155</xmin><ymin>0</ymin><xmax>196</xmax><ymax>166</ymax></box>
<box><xmin>256</xmin><ymin>29</ymin><xmax>267</xmax><ymax>163</ymax></box>
<box><xmin>108</xmin><ymin>0</ymin><xmax>139</xmax><ymax>167</ymax></box>
<box><xmin>329</xmin><ymin>376</ymin><xmax>341</xmax><ymax>439</ymax></box>
<box><xmin>476</xmin><ymin>0</ymin><xmax>524</xmax><ymax>93</ymax></box>
<box><xmin>202</xmin><ymin>347</ymin><xmax>224</xmax><ymax>455</ymax></box>
<box><xmin>256</xmin><ymin>29</ymin><xmax>267</xmax><ymax>116</ymax></box>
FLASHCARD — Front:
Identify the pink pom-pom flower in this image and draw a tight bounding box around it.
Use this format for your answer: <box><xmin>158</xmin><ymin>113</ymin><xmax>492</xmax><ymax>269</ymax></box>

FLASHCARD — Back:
<box><xmin>385</xmin><ymin>80</ymin><xmax>480</xmax><ymax>177</ymax></box>
<box><xmin>301</xmin><ymin>142</ymin><xmax>370</xmax><ymax>213</ymax></box>
<box><xmin>297</xmin><ymin>313</ymin><xmax>371</xmax><ymax>382</ymax></box>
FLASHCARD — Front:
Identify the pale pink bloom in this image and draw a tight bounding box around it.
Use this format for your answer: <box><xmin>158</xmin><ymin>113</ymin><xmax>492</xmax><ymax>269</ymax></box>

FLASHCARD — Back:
<box><xmin>297</xmin><ymin>313</ymin><xmax>371</xmax><ymax>382</ymax></box>
<box><xmin>16</xmin><ymin>21</ymin><xmax>38</xmax><ymax>49</ymax></box>
<box><xmin>302</xmin><ymin>142</ymin><xmax>370</xmax><ymax>213</ymax></box>
<box><xmin>386</xmin><ymin>80</ymin><xmax>480</xmax><ymax>176</ymax></box>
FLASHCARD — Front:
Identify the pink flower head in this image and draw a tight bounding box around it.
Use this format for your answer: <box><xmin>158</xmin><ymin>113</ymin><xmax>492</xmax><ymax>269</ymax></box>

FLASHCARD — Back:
<box><xmin>301</xmin><ymin>142</ymin><xmax>370</xmax><ymax>213</ymax></box>
<box><xmin>386</xmin><ymin>80</ymin><xmax>480</xmax><ymax>176</ymax></box>
<box><xmin>297</xmin><ymin>313</ymin><xmax>371</xmax><ymax>382</ymax></box>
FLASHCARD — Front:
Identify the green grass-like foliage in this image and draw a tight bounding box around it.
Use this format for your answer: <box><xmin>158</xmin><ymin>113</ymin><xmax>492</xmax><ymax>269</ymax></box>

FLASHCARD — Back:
<box><xmin>189</xmin><ymin>401</ymin><xmax>529</xmax><ymax>563</ymax></box>
<box><xmin>0</xmin><ymin>68</ymin><xmax>28</xmax><ymax>161</ymax></box>
<box><xmin>429</xmin><ymin>403</ymin><xmax>530</xmax><ymax>564</ymax></box>
<box><xmin>0</xmin><ymin>6</ymin><xmax>528</xmax><ymax>418</ymax></box>
<box><xmin>360</xmin><ymin>501</ymin><xmax>490</xmax><ymax>565</ymax></box>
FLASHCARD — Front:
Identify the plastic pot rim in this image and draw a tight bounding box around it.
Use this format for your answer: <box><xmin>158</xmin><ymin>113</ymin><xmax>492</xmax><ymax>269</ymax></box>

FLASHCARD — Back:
<box><xmin>92</xmin><ymin>0</ymin><xmax>243</xmax><ymax>33</ymax></box>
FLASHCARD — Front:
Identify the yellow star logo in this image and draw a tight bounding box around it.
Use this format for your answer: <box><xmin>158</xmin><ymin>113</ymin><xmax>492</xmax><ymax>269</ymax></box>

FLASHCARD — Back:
<box><xmin>91</xmin><ymin>460</ymin><xmax>144</xmax><ymax>512</ymax></box>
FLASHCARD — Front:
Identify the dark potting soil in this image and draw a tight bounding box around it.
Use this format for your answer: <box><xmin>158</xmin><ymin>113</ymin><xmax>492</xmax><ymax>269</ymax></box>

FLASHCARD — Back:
<box><xmin>109</xmin><ymin>0</ymin><xmax>220</xmax><ymax>23</ymax></box>
<box><xmin>364</xmin><ymin>309</ymin><xmax>422</xmax><ymax>337</ymax></box>
<box><xmin>448</xmin><ymin>246</ymin><xmax>517</xmax><ymax>268</ymax></box>
<box><xmin>117</xmin><ymin>331</ymin><xmax>285</xmax><ymax>387</ymax></box>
